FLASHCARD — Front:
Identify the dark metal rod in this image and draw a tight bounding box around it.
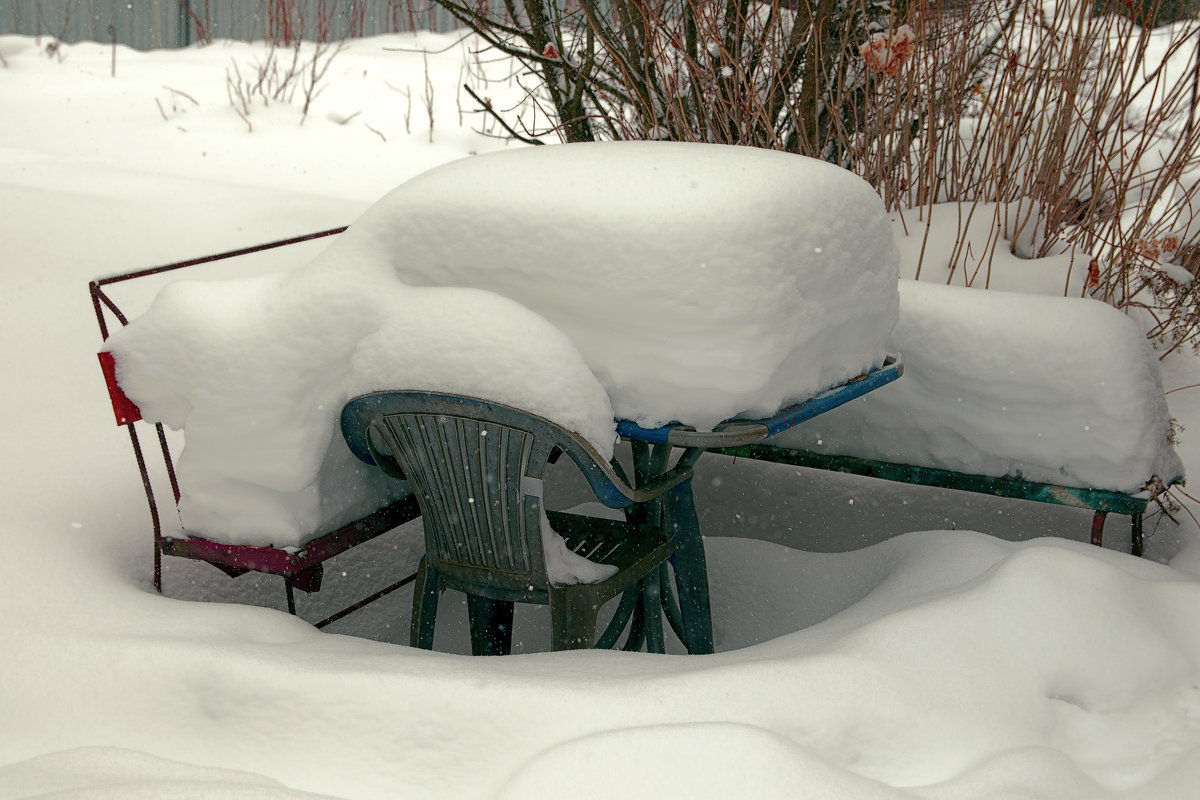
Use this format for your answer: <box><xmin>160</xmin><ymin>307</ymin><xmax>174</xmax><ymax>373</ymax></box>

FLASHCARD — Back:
<box><xmin>89</xmin><ymin>283</ymin><xmax>112</xmax><ymax>341</ymax></box>
<box><xmin>155</xmin><ymin>422</ymin><xmax>182</xmax><ymax>505</ymax></box>
<box><xmin>94</xmin><ymin>226</ymin><xmax>348</xmax><ymax>287</ymax></box>
<box><xmin>126</xmin><ymin>423</ymin><xmax>163</xmax><ymax>593</ymax></box>
<box><xmin>313</xmin><ymin>571</ymin><xmax>419</xmax><ymax>629</ymax></box>
<box><xmin>1090</xmin><ymin>511</ymin><xmax>1107</xmax><ymax>547</ymax></box>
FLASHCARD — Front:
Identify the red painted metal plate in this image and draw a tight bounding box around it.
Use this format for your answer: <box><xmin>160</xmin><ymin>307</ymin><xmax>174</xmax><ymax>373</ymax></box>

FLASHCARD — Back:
<box><xmin>97</xmin><ymin>351</ymin><xmax>142</xmax><ymax>426</ymax></box>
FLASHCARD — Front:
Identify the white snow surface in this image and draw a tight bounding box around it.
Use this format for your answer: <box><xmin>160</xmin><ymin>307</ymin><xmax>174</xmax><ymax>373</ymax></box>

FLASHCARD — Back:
<box><xmin>774</xmin><ymin>280</ymin><xmax>1184</xmax><ymax>492</ymax></box>
<box><xmin>106</xmin><ymin>267</ymin><xmax>617</xmax><ymax>546</ymax></box>
<box><xmin>107</xmin><ymin>140</ymin><xmax>898</xmax><ymax>546</ymax></box>
<box><xmin>5</xmin><ymin>30</ymin><xmax>1200</xmax><ymax>800</ymax></box>
<box><xmin>330</xmin><ymin>141</ymin><xmax>901</xmax><ymax>429</ymax></box>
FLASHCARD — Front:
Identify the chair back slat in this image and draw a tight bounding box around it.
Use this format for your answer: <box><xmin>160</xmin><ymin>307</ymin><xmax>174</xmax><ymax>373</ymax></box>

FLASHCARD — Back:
<box><xmin>375</xmin><ymin>412</ymin><xmax>545</xmax><ymax>582</ymax></box>
<box><xmin>342</xmin><ymin>392</ymin><xmax>645</xmax><ymax>512</ymax></box>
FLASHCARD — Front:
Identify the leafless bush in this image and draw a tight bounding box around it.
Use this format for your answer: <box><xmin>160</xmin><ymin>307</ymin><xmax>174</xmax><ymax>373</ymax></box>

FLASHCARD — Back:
<box><xmin>876</xmin><ymin>2</ymin><xmax>1200</xmax><ymax>353</ymax></box>
<box><xmin>179</xmin><ymin>0</ymin><xmax>214</xmax><ymax>45</ymax></box>
<box><xmin>384</xmin><ymin>44</ymin><xmax>447</xmax><ymax>141</ymax></box>
<box><xmin>264</xmin><ymin>0</ymin><xmax>374</xmax><ymax>45</ymax></box>
<box><xmin>225</xmin><ymin>40</ymin><xmax>344</xmax><ymax>130</ymax></box>
<box><xmin>155</xmin><ymin>85</ymin><xmax>201</xmax><ymax>122</ymax></box>
<box><xmin>442</xmin><ymin>0</ymin><xmax>1200</xmax><ymax>353</ymax></box>
<box><xmin>437</xmin><ymin>0</ymin><xmax>910</xmax><ymax>149</ymax></box>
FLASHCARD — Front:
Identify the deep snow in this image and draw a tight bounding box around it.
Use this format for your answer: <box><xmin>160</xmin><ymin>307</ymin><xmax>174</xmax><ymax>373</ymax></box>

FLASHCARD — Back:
<box><xmin>3</xmin><ymin>31</ymin><xmax>1200</xmax><ymax>800</ymax></box>
<box><xmin>106</xmin><ymin>140</ymin><xmax>898</xmax><ymax>546</ymax></box>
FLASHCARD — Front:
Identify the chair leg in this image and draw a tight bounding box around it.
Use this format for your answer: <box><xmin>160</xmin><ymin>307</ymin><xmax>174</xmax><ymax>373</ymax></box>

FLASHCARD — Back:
<box><xmin>467</xmin><ymin>595</ymin><xmax>515</xmax><ymax>656</ymax></box>
<box><xmin>549</xmin><ymin>593</ymin><xmax>599</xmax><ymax>651</ymax></box>
<box><xmin>410</xmin><ymin>558</ymin><xmax>440</xmax><ymax>649</ymax></box>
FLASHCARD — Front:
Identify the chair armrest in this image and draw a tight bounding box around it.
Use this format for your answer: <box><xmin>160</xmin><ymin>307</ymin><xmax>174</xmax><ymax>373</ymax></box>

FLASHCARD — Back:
<box><xmin>580</xmin><ymin>453</ymin><xmax>696</xmax><ymax>508</ymax></box>
<box><xmin>625</xmin><ymin>462</ymin><xmax>694</xmax><ymax>503</ymax></box>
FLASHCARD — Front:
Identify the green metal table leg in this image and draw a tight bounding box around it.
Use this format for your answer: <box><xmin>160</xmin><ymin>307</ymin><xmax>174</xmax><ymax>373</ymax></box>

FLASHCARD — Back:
<box><xmin>665</xmin><ymin>477</ymin><xmax>714</xmax><ymax>654</ymax></box>
<box><xmin>626</xmin><ymin>443</ymin><xmax>714</xmax><ymax>654</ymax></box>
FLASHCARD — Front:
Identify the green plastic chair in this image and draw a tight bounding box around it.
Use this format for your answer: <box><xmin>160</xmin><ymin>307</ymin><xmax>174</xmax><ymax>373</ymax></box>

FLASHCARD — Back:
<box><xmin>341</xmin><ymin>391</ymin><xmax>695</xmax><ymax>654</ymax></box>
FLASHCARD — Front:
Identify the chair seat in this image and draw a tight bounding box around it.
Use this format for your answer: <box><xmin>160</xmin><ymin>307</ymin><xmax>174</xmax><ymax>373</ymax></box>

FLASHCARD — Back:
<box><xmin>431</xmin><ymin>510</ymin><xmax>676</xmax><ymax>651</ymax></box>
<box><xmin>547</xmin><ymin>510</ymin><xmax>673</xmax><ymax>587</ymax></box>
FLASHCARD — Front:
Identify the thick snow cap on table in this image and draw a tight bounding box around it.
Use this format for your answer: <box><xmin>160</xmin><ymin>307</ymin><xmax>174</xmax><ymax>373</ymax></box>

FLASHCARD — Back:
<box><xmin>104</xmin><ymin>142</ymin><xmax>899</xmax><ymax>547</ymax></box>
<box><xmin>326</xmin><ymin>141</ymin><xmax>901</xmax><ymax>430</ymax></box>
<box><xmin>773</xmin><ymin>281</ymin><xmax>1184</xmax><ymax>493</ymax></box>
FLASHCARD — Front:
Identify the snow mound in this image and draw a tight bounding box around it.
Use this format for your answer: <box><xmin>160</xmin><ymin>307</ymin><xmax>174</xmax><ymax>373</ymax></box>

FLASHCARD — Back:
<box><xmin>106</xmin><ymin>266</ymin><xmax>615</xmax><ymax>547</ymax></box>
<box><xmin>325</xmin><ymin>141</ymin><xmax>900</xmax><ymax>429</ymax></box>
<box><xmin>495</xmin><ymin>722</ymin><xmax>908</xmax><ymax>799</ymax></box>
<box><xmin>107</xmin><ymin>142</ymin><xmax>898</xmax><ymax>546</ymax></box>
<box><xmin>0</xmin><ymin>747</ymin><xmax>339</xmax><ymax>800</ymax></box>
<box><xmin>773</xmin><ymin>280</ymin><xmax>1184</xmax><ymax>492</ymax></box>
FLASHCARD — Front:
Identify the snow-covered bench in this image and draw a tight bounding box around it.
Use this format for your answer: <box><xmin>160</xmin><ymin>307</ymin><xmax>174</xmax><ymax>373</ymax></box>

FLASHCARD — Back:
<box><xmin>714</xmin><ymin>281</ymin><xmax>1183</xmax><ymax>555</ymax></box>
<box><xmin>90</xmin><ymin>229</ymin><xmax>424</xmax><ymax>624</ymax></box>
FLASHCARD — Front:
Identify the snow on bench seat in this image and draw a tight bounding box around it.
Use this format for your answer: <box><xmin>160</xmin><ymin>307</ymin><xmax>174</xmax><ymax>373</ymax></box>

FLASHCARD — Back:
<box><xmin>766</xmin><ymin>280</ymin><xmax>1183</xmax><ymax>496</ymax></box>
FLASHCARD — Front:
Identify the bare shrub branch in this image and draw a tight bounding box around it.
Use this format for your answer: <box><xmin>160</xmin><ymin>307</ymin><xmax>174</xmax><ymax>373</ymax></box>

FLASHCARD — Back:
<box><xmin>438</xmin><ymin>0</ymin><xmax>1200</xmax><ymax>351</ymax></box>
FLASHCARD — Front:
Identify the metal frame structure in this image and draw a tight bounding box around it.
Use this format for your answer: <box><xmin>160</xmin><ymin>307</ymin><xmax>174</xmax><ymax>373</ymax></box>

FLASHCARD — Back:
<box><xmin>614</xmin><ymin>356</ymin><xmax>905</xmax><ymax>653</ymax></box>
<box><xmin>711</xmin><ymin>447</ymin><xmax>1156</xmax><ymax>556</ymax></box>
<box><xmin>89</xmin><ymin>227</ymin><xmax>424</xmax><ymax>628</ymax></box>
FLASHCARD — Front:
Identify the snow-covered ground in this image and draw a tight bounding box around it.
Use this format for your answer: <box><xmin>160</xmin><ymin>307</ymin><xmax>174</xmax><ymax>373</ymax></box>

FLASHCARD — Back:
<box><xmin>4</xmin><ymin>32</ymin><xmax>1200</xmax><ymax>800</ymax></box>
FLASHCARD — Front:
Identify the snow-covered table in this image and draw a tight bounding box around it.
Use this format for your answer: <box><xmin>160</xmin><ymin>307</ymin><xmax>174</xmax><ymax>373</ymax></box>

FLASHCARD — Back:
<box><xmin>97</xmin><ymin>142</ymin><xmax>905</xmax><ymax>641</ymax></box>
<box><xmin>104</xmin><ymin>141</ymin><xmax>901</xmax><ymax>550</ymax></box>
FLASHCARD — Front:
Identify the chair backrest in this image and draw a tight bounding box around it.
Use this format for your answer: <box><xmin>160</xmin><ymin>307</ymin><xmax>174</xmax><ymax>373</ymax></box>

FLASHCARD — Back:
<box><xmin>341</xmin><ymin>392</ymin><xmax>635</xmax><ymax>593</ymax></box>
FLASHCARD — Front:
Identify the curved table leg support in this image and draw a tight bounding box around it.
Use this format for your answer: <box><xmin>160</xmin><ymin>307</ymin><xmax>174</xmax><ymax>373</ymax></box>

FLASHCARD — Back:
<box><xmin>665</xmin><ymin>477</ymin><xmax>714</xmax><ymax>654</ymax></box>
<box><xmin>626</xmin><ymin>443</ymin><xmax>714</xmax><ymax>654</ymax></box>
